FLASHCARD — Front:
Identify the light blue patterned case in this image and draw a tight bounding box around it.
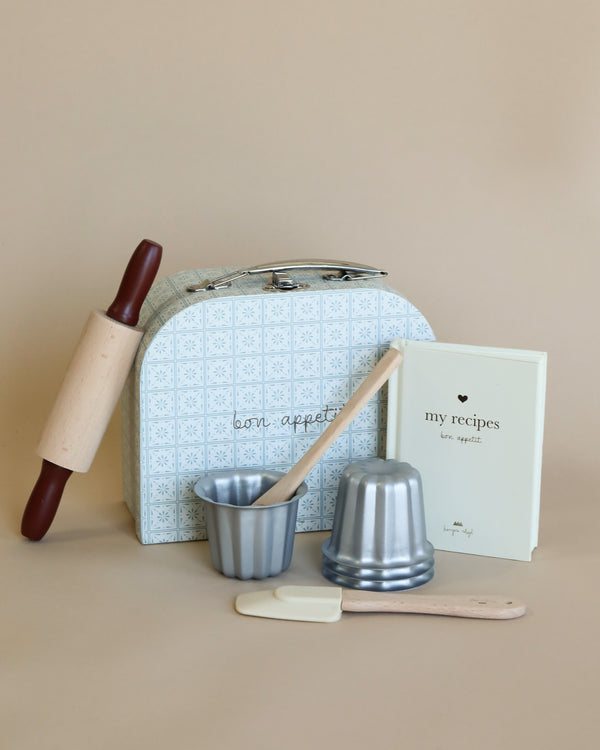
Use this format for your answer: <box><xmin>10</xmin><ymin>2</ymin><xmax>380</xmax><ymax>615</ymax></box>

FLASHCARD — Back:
<box><xmin>121</xmin><ymin>261</ymin><xmax>435</xmax><ymax>544</ymax></box>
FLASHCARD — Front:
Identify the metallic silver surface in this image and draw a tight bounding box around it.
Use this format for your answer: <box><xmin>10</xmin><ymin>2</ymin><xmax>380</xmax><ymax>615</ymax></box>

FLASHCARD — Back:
<box><xmin>322</xmin><ymin>458</ymin><xmax>434</xmax><ymax>591</ymax></box>
<box><xmin>194</xmin><ymin>470</ymin><xmax>307</xmax><ymax>580</ymax></box>
<box><xmin>263</xmin><ymin>270</ymin><xmax>309</xmax><ymax>291</ymax></box>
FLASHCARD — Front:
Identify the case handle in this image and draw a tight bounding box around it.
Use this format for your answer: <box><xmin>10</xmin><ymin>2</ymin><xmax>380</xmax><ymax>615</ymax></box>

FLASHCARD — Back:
<box><xmin>187</xmin><ymin>259</ymin><xmax>387</xmax><ymax>292</ymax></box>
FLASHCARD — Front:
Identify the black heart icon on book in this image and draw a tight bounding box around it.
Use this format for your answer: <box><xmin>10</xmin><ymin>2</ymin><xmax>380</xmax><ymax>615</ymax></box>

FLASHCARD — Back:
<box><xmin>458</xmin><ymin>394</ymin><xmax>468</xmax><ymax>403</ymax></box>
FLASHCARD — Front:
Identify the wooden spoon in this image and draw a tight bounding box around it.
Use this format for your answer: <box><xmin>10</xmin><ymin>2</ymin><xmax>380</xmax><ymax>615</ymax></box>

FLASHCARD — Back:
<box><xmin>252</xmin><ymin>346</ymin><xmax>402</xmax><ymax>506</ymax></box>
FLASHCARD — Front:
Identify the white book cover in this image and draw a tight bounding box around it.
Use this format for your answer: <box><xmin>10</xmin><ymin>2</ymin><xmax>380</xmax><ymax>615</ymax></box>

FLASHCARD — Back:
<box><xmin>386</xmin><ymin>339</ymin><xmax>547</xmax><ymax>561</ymax></box>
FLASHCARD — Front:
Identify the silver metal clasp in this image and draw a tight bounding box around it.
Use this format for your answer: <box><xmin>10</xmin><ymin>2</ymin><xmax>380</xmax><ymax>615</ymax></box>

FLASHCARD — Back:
<box><xmin>263</xmin><ymin>271</ymin><xmax>309</xmax><ymax>292</ymax></box>
<box><xmin>322</xmin><ymin>270</ymin><xmax>387</xmax><ymax>282</ymax></box>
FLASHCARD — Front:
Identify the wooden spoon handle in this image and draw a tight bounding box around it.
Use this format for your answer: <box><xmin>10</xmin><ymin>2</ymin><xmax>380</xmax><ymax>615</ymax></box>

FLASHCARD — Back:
<box><xmin>341</xmin><ymin>590</ymin><xmax>527</xmax><ymax>619</ymax></box>
<box><xmin>253</xmin><ymin>347</ymin><xmax>403</xmax><ymax>506</ymax></box>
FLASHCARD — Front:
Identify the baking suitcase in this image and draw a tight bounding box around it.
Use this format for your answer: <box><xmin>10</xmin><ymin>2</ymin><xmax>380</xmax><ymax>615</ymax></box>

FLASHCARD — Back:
<box><xmin>121</xmin><ymin>260</ymin><xmax>435</xmax><ymax>544</ymax></box>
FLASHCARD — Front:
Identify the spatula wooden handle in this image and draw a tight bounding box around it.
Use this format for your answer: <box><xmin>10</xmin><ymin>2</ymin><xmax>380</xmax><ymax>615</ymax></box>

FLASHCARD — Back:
<box><xmin>341</xmin><ymin>590</ymin><xmax>526</xmax><ymax>619</ymax></box>
<box><xmin>253</xmin><ymin>347</ymin><xmax>403</xmax><ymax>506</ymax></box>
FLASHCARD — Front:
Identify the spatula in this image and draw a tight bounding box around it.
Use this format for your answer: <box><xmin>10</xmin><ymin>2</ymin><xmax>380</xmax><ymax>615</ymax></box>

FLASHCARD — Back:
<box><xmin>252</xmin><ymin>346</ymin><xmax>403</xmax><ymax>506</ymax></box>
<box><xmin>235</xmin><ymin>585</ymin><xmax>526</xmax><ymax>622</ymax></box>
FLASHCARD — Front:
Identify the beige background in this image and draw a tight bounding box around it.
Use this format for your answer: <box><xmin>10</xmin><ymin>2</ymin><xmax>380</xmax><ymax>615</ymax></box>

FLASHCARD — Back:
<box><xmin>1</xmin><ymin>2</ymin><xmax>598</xmax><ymax>749</ymax></box>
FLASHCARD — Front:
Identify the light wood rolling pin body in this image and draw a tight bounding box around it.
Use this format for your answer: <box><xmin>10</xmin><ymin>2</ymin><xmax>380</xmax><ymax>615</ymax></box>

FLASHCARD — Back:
<box><xmin>21</xmin><ymin>239</ymin><xmax>162</xmax><ymax>541</ymax></box>
<box><xmin>37</xmin><ymin>311</ymin><xmax>143</xmax><ymax>473</ymax></box>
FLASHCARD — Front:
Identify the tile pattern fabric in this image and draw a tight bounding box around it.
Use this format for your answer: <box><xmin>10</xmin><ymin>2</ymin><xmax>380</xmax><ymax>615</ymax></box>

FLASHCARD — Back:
<box><xmin>122</xmin><ymin>273</ymin><xmax>434</xmax><ymax>544</ymax></box>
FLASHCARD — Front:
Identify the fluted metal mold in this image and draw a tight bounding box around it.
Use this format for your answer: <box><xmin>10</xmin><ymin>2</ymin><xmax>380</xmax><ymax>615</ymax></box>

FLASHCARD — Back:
<box><xmin>194</xmin><ymin>470</ymin><xmax>307</xmax><ymax>580</ymax></box>
<box><xmin>322</xmin><ymin>458</ymin><xmax>434</xmax><ymax>590</ymax></box>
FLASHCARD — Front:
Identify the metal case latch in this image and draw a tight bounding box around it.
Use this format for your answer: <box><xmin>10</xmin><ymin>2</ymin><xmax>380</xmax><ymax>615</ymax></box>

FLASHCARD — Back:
<box><xmin>263</xmin><ymin>271</ymin><xmax>309</xmax><ymax>292</ymax></box>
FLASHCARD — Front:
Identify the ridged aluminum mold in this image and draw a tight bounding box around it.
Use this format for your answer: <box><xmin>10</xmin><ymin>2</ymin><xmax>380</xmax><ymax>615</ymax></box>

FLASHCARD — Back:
<box><xmin>194</xmin><ymin>469</ymin><xmax>307</xmax><ymax>580</ymax></box>
<box><xmin>322</xmin><ymin>458</ymin><xmax>434</xmax><ymax>591</ymax></box>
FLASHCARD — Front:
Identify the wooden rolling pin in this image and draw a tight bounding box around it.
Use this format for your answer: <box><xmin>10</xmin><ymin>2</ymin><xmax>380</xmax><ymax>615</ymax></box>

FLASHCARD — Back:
<box><xmin>21</xmin><ymin>239</ymin><xmax>162</xmax><ymax>540</ymax></box>
<box><xmin>253</xmin><ymin>346</ymin><xmax>403</xmax><ymax>506</ymax></box>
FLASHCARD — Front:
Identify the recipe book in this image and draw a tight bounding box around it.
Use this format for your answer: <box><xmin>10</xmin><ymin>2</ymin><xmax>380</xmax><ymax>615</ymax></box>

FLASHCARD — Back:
<box><xmin>386</xmin><ymin>339</ymin><xmax>547</xmax><ymax>561</ymax></box>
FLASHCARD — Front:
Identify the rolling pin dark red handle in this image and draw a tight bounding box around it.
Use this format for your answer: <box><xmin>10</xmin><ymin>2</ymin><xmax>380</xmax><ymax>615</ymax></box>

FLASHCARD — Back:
<box><xmin>21</xmin><ymin>239</ymin><xmax>162</xmax><ymax>541</ymax></box>
<box><xmin>21</xmin><ymin>460</ymin><xmax>73</xmax><ymax>541</ymax></box>
<box><xmin>106</xmin><ymin>239</ymin><xmax>163</xmax><ymax>326</ymax></box>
